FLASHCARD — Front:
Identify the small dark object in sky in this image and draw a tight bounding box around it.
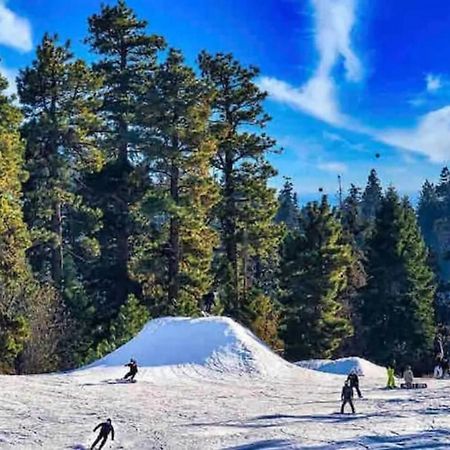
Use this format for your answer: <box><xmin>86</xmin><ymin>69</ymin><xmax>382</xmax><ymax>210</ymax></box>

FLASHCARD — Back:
<box><xmin>318</xmin><ymin>187</ymin><xmax>324</xmax><ymax>193</ymax></box>
<box><xmin>375</xmin><ymin>153</ymin><xmax>381</xmax><ymax>158</ymax></box>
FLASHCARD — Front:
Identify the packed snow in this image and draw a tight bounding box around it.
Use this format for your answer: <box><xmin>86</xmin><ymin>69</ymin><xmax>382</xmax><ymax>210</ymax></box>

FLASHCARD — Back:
<box><xmin>1</xmin><ymin>316</ymin><xmax>449</xmax><ymax>449</ymax></box>
<box><xmin>296</xmin><ymin>357</ymin><xmax>388</xmax><ymax>378</ymax></box>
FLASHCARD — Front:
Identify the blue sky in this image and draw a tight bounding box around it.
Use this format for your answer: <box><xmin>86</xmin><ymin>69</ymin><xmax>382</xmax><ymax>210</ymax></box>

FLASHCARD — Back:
<box><xmin>1</xmin><ymin>0</ymin><xmax>450</xmax><ymax>203</ymax></box>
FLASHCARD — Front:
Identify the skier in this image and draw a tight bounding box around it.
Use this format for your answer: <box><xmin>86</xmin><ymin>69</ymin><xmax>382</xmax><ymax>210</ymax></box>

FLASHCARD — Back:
<box><xmin>340</xmin><ymin>380</ymin><xmax>355</xmax><ymax>414</ymax></box>
<box><xmin>347</xmin><ymin>370</ymin><xmax>362</xmax><ymax>398</ymax></box>
<box><xmin>403</xmin><ymin>365</ymin><xmax>414</xmax><ymax>387</ymax></box>
<box><xmin>386</xmin><ymin>366</ymin><xmax>396</xmax><ymax>389</ymax></box>
<box><xmin>202</xmin><ymin>290</ymin><xmax>216</xmax><ymax>314</ymax></box>
<box><xmin>123</xmin><ymin>358</ymin><xmax>138</xmax><ymax>382</ymax></box>
<box><xmin>91</xmin><ymin>418</ymin><xmax>114</xmax><ymax>450</ymax></box>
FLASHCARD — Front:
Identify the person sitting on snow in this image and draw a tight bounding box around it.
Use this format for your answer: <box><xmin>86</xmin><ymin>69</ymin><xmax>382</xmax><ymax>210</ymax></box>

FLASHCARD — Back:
<box><xmin>403</xmin><ymin>365</ymin><xmax>414</xmax><ymax>387</ymax></box>
<box><xmin>347</xmin><ymin>369</ymin><xmax>362</xmax><ymax>398</ymax></box>
<box><xmin>123</xmin><ymin>358</ymin><xmax>138</xmax><ymax>382</ymax></box>
<box><xmin>91</xmin><ymin>418</ymin><xmax>114</xmax><ymax>450</ymax></box>
<box><xmin>340</xmin><ymin>380</ymin><xmax>355</xmax><ymax>414</ymax></box>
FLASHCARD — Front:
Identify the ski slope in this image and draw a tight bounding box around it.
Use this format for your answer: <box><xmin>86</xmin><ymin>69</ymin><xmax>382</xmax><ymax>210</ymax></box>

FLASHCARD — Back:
<box><xmin>0</xmin><ymin>316</ymin><xmax>449</xmax><ymax>449</ymax></box>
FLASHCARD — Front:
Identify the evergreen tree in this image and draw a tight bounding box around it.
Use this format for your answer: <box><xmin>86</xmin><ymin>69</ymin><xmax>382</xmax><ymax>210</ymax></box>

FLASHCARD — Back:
<box><xmin>275</xmin><ymin>178</ymin><xmax>299</xmax><ymax>230</ymax></box>
<box><xmin>339</xmin><ymin>184</ymin><xmax>367</xmax><ymax>354</ymax></box>
<box><xmin>361</xmin><ymin>188</ymin><xmax>436</xmax><ymax>370</ymax></box>
<box><xmin>199</xmin><ymin>52</ymin><xmax>282</xmax><ymax>324</ymax></box>
<box><xmin>132</xmin><ymin>49</ymin><xmax>218</xmax><ymax>316</ymax></box>
<box><xmin>280</xmin><ymin>196</ymin><xmax>353</xmax><ymax>360</ymax></box>
<box><xmin>17</xmin><ymin>34</ymin><xmax>103</xmax><ymax>365</ymax></box>
<box><xmin>361</xmin><ymin>169</ymin><xmax>383</xmax><ymax>233</ymax></box>
<box><xmin>85</xmin><ymin>1</ymin><xmax>165</xmax><ymax>342</ymax></box>
<box><xmin>0</xmin><ymin>74</ymin><xmax>32</xmax><ymax>372</ymax></box>
<box><xmin>18</xmin><ymin>34</ymin><xmax>103</xmax><ymax>289</ymax></box>
<box><xmin>418</xmin><ymin>180</ymin><xmax>440</xmax><ymax>248</ymax></box>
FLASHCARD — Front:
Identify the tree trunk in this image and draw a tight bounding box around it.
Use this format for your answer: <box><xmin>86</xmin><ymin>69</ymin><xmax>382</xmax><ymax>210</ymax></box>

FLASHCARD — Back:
<box><xmin>168</xmin><ymin>158</ymin><xmax>180</xmax><ymax>312</ymax></box>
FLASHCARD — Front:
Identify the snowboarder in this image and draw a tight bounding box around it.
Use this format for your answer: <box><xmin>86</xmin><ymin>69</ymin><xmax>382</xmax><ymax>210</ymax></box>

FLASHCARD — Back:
<box><xmin>347</xmin><ymin>370</ymin><xmax>362</xmax><ymax>398</ymax></box>
<box><xmin>340</xmin><ymin>380</ymin><xmax>355</xmax><ymax>414</ymax></box>
<box><xmin>91</xmin><ymin>418</ymin><xmax>114</xmax><ymax>450</ymax></box>
<box><xmin>202</xmin><ymin>291</ymin><xmax>216</xmax><ymax>314</ymax></box>
<box><xmin>403</xmin><ymin>365</ymin><xmax>414</xmax><ymax>387</ymax></box>
<box><xmin>386</xmin><ymin>366</ymin><xmax>396</xmax><ymax>389</ymax></box>
<box><xmin>123</xmin><ymin>358</ymin><xmax>138</xmax><ymax>382</ymax></box>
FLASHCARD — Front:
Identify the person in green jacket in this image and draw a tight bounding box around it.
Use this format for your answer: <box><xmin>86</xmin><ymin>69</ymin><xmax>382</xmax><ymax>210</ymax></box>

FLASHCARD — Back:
<box><xmin>386</xmin><ymin>366</ymin><xmax>396</xmax><ymax>389</ymax></box>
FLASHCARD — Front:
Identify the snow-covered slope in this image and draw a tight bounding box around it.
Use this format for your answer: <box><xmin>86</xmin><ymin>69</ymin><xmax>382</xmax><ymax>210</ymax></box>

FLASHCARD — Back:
<box><xmin>296</xmin><ymin>356</ymin><xmax>387</xmax><ymax>378</ymax></box>
<box><xmin>82</xmin><ymin>316</ymin><xmax>295</xmax><ymax>379</ymax></box>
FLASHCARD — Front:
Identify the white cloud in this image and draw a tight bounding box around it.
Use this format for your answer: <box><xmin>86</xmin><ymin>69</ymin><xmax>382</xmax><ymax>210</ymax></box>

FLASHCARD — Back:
<box><xmin>377</xmin><ymin>106</ymin><xmax>450</xmax><ymax>163</ymax></box>
<box><xmin>318</xmin><ymin>161</ymin><xmax>348</xmax><ymax>173</ymax></box>
<box><xmin>0</xmin><ymin>1</ymin><xmax>32</xmax><ymax>52</ymax></box>
<box><xmin>260</xmin><ymin>0</ymin><xmax>361</xmax><ymax>126</ymax></box>
<box><xmin>0</xmin><ymin>63</ymin><xmax>17</xmax><ymax>96</ymax></box>
<box><xmin>426</xmin><ymin>73</ymin><xmax>442</xmax><ymax>93</ymax></box>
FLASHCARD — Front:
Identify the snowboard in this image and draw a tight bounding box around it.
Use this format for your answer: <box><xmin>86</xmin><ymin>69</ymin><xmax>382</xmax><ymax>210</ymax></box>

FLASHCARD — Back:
<box><xmin>400</xmin><ymin>383</ymin><xmax>427</xmax><ymax>389</ymax></box>
<box><xmin>105</xmin><ymin>378</ymin><xmax>137</xmax><ymax>384</ymax></box>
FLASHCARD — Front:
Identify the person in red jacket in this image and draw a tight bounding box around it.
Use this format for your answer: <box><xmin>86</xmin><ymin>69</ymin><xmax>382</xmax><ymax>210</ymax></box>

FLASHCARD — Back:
<box><xmin>91</xmin><ymin>418</ymin><xmax>114</xmax><ymax>449</ymax></box>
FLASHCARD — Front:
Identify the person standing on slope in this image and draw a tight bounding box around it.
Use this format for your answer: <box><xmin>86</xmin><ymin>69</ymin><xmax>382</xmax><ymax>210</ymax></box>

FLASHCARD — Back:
<box><xmin>347</xmin><ymin>370</ymin><xmax>362</xmax><ymax>398</ymax></box>
<box><xmin>91</xmin><ymin>418</ymin><xmax>114</xmax><ymax>449</ymax></box>
<box><xmin>403</xmin><ymin>365</ymin><xmax>414</xmax><ymax>387</ymax></box>
<box><xmin>340</xmin><ymin>380</ymin><xmax>355</xmax><ymax>414</ymax></box>
<box><xmin>386</xmin><ymin>366</ymin><xmax>396</xmax><ymax>389</ymax></box>
<box><xmin>123</xmin><ymin>358</ymin><xmax>138</xmax><ymax>382</ymax></box>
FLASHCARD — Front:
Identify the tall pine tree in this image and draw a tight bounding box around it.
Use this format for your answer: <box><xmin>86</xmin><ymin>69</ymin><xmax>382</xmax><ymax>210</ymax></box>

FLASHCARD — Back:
<box><xmin>361</xmin><ymin>188</ymin><xmax>436</xmax><ymax>370</ymax></box>
<box><xmin>199</xmin><ymin>51</ymin><xmax>282</xmax><ymax>326</ymax></box>
<box><xmin>280</xmin><ymin>196</ymin><xmax>353</xmax><ymax>360</ymax></box>
<box><xmin>132</xmin><ymin>49</ymin><xmax>218</xmax><ymax>316</ymax></box>
<box><xmin>84</xmin><ymin>1</ymin><xmax>165</xmax><ymax>347</ymax></box>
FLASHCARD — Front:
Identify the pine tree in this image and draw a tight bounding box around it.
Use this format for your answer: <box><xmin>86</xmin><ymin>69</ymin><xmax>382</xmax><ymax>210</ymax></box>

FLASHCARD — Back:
<box><xmin>361</xmin><ymin>169</ymin><xmax>383</xmax><ymax>235</ymax></box>
<box><xmin>199</xmin><ymin>52</ymin><xmax>282</xmax><ymax>324</ymax></box>
<box><xmin>418</xmin><ymin>180</ymin><xmax>440</xmax><ymax>248</ymax></box>
<box><xmin>361</xmin><ymin>188</ymin><xmax>436</xmax><ymax>370</ymax></box>
<box><xmin>339</xmin><ymin>184</ymin><xmax>367</xmax><ymax>355</ymax></box>
<box><xmin>131</xmin><ymin>49</ymin><xmax>218</xmax><ymax>316</ymax></box>
<box><xmin>0</xmin><ymin>74</ymin><xmax>32</xmax><ymax>372</ymax></box>
<box><xmin>17</xmin><ymin>34</ymin><xmax>103</xmax><ymax>365</ymax></box>
<box><xmin>85</xmin><ymin>1</ymin><xmax>165</xmax><ymax>337</ymax></box>
<box><xmin>280</xmin><ymin>196</ymin><xmax>353</xmax><ymax>360</ymax></box>
<box><xmin>275</xmin><ymin>178</ymin><xmax>299</xmax><ymax>230</ymax></box>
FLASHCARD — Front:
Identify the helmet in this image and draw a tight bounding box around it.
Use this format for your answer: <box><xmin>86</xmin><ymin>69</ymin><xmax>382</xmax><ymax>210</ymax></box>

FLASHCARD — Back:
<box><xmin>107</xmin><ymin>418</ymin><xmax>111</xmax><ymax>423</ymax></box>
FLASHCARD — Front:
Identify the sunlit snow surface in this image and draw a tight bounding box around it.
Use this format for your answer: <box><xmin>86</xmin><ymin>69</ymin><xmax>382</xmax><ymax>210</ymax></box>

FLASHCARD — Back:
<box><xmin>1</xmin><ymin>317</ymin><xmax>449</xmax><ymax>449</ymax></box>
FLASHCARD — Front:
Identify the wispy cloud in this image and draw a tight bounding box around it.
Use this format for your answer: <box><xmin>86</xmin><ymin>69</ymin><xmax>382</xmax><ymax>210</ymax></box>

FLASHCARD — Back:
<box><xmin>259</xmin><ymin>0</ymin><xmax>361</xmax><ymax>126</ymax></box>
<box><xmin>426</xmin><ymin>73</ymin><xmax>442</xmax><ymax>93</ymax></box>
<box><xmin>318</xmin><ymin>161</ymin><xmax>348</xmax><ymax>173</ymax></box>
<box><xmin>376</xmin><ymin>106</ymin><xmax>450</xmax><ymax>163</ymax></box>
<box><xmin>0</xmin><ymin>1</ymin><xmax>32</xmax><ymax>52</ymax></box>
<box><xmin>261</xmin><ymin>0</ymin><xmax>450</xmax><ymax>163</ymax></box>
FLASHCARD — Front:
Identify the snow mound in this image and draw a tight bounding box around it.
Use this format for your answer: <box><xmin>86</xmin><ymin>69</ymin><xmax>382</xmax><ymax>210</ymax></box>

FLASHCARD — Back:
<box><xmin>296</xmin><ymin>357</ymin><xmax>387</xmax><ymax>378</ymax></box>
<box><xmin>84</xmin><ymin>316</ymin><xmax>293</xmax><ymax>378</ymax></box>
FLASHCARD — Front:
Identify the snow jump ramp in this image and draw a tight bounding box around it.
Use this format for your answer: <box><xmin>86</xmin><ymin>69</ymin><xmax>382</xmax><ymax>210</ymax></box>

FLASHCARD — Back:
<box><xmin>80</xmin><ymin>316</ymin><xmax>302</xmax><ymax>380</ymax></box>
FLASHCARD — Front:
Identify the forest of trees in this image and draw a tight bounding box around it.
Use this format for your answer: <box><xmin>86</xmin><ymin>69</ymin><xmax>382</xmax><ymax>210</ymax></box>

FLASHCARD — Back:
<box><xmin>0</xmin><ymin>0</ymin><xmax>445</xmax><ymax>374</ymax></box>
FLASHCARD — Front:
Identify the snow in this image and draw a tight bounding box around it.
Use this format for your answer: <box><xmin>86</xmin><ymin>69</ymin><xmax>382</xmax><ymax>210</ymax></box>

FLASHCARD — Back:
<box><xmin>296</xmin><ymin>357</ymin><xmax>388</xmax><ymax>378</ymax></box>
<box><xmin>1</xmin><ymin>316</ymin><xmax>449</xmax><ymax>449</ymax></box>
<box><xmin>84</xmin><ymin>316</ymin><xmax>294</xmax><ymax>379</ymax></box>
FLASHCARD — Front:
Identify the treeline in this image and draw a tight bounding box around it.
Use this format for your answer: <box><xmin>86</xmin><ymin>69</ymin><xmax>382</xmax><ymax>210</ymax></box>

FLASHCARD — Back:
<box><xmin>0</xmin><ymin>0</ymin><xmax>442</xmax><ymax>374</ymax></box>
<box><xmin>278</xmin><ymin>170</ymin><xmax>436</xmax><ymax>372</ymax></box>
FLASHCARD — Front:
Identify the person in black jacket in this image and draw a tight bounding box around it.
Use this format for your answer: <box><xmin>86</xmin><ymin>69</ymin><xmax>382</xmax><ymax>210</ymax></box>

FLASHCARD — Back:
<box><xmin>341</xmin><ymin>380</ymin><xmax>355</xmax><ymax>414</ymax></box>
<box><xmin>347</xmin><ymin>370</ymin><xmax>362</xmax><ymax>398</ymax></box>
<box><xmin>91</xmin><ymin>418</ymin><xmax>114</xmax><ymax>449</ymax></box>
<box><xmin>123</xmin><ymin>358</ymin><xmax>138</xmax><ymax>381</ymax></box>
